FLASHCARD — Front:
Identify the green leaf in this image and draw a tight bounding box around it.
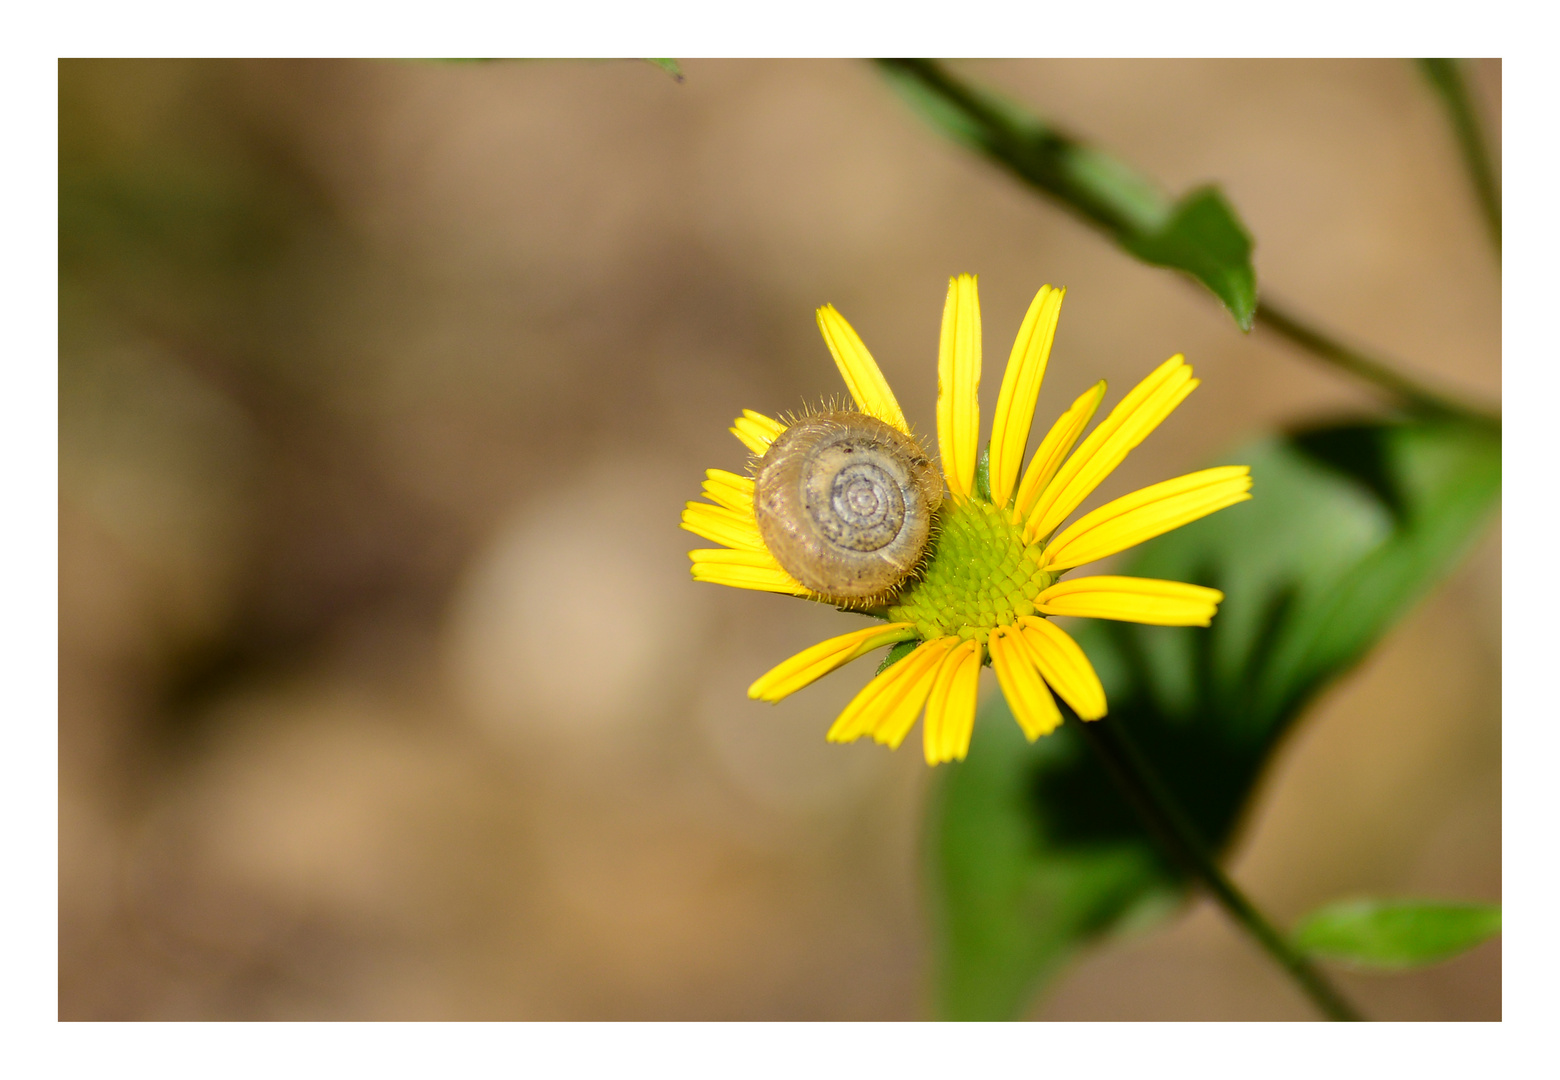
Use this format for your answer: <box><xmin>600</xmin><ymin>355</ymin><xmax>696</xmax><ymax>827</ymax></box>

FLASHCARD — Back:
<box><xmin>877</xmin><ymin>59</ymin><xmax>1259</xmax><ymax>331</ymax></box>
<box><xmin>1293</xmin><ymin>898</ymin><xmax>1501</xmax><ymax>969</ymax></box>
<box><xmin>973</xmin><ymin>446</ymin><xmax>993</xmax><ymax>503</ymax></box>
<box><xmin>1301</xmin><ymin>899</ymin><xmax>1503</xmax><ymax>969</ymax></box>
<box><xmin>1121</xmin><ymin>187</ymin><xmax>1255</xmax><ymax>332</ymax></box>
<box><xmin>646</xmin><ymin>59</ymin><xmax>685</xmax><ymax>82</ymax></box>
<box><xmin>930</xmin><ymin>415</ymin><xmax>1500</xmax><ymax>1019</ymax></box>
<box><xmin>877</xmin><ymin>638</ymin><xmax>918</xmax><ymax>674</ymax></box>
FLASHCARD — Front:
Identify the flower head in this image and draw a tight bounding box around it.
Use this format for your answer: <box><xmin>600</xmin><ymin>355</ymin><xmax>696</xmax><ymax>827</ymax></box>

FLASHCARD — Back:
<box><xmin>683</xmin><ymin>276</ymin><xmax>1251</xmax><ymax>764</ymax></box>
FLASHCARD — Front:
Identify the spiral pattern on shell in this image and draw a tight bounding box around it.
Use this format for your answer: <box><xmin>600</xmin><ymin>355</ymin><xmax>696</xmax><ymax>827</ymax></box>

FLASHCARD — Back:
<box><xmin>752</xmin><ymin>412</ymin><xmax>943</xmax><ymax>601</ymax></box>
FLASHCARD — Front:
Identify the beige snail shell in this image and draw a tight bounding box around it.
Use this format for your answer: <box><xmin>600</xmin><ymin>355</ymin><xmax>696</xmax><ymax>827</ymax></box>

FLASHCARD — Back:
<box><xmin>752</xmin><ymin>412</ymin><xmax>943</xmax><ymax>602</ymax></box>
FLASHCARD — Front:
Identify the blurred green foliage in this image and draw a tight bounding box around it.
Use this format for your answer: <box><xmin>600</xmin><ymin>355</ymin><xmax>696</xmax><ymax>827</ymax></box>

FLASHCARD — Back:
<box><xmin>59</xmin><ymin>63</ymin><xmax>323</xmax><ymax>312</ymax></box>
<box><xmin>1294</xmin><ymin>899</ymin><xmax>1501</xmax><ymax>969</ymax></box>
<box><xmin>930</xmin><ymin>415</ymin><xmax>1501</xmax><ymax>1019</ymax></box>
<box><xmin>57</xmin><ymin>60</ymin><xmax>411</xmax><ymax>729</ymax></box>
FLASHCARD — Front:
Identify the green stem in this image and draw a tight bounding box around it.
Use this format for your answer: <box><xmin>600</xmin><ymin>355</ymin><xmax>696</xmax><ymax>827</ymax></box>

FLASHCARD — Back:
<box><xmin>1417</xmin><ymin>60</ymin><xmax>1501</xmax><ymax>258</ymax></box>
<box><xmin>875</xmin><ymin>58</ymin><xmax>1499</xmax><ymax>426</ymax></box>
<box><xmin>1075</xmin><ymin>719</ymin><xmax>1365</xmax><ymax>1022</ymax></box>
<box><xmin>1254</xmin><ymin>299</ymin><xmax>1497</xmax><ymax>425</ymax></box>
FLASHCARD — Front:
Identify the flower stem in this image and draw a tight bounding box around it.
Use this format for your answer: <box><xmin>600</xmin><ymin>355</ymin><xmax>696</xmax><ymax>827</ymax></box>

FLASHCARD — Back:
<box><xmin>1254</xmin><ymin>299</ymin><xmax>1498</xmax><ymax>426</ymax></box>
<box><xmin>1074</xmin><ymin>718</ymin><xmax>1365</xmax><ymax>1022</ymax></box>
<box><xmin>874</xmin><ymin>58</ymin><xmax>1500</xmax><ymax>427</ymax></box>
<box><xmin>1416</xmin><ymin>59</ymin><xmax>1501</xmax><ymax>259</ymax></box>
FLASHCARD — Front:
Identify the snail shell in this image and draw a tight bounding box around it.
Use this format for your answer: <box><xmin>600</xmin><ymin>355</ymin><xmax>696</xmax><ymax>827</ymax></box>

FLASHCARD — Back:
<box><xmin>752</xmin><ymin>412</ymin><xmax>943</xmax><ymax>601</ymax></box>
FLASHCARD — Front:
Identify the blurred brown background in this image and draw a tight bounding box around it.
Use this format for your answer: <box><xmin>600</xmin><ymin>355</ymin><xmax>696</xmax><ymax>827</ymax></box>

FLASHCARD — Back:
<box><xmin>58</xmin><ymin>58</ymin><xmax>1500</xmax><ymax>1020</ymax></box>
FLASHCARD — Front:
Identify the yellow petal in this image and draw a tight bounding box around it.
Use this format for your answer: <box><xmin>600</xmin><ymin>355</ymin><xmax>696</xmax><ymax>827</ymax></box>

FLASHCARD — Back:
<box><xmin>989</xmin><ymin>285</ymin><xmax>1065</xmax><ymax>507</ymax></box>
<box><xmin>1025</xmin><ymin>355</ymin><xmax>1198</xmax><ymax>544</ymax></box>
<box><xmin>690</xmin><ymin>562</ymin><xmax>807</xmax><ymax>595</ymax></box>
<box><xmin>1036</xmin><ymin>576</ymin><xmax>1225</xmax><ymax>627</ymax></box>
<box><xmin>748</xmin><ymin>622</ymin><xmax>918</xmax><ymax>703</ymax></box>
<box><xmin>1018</xmin><ymin>617</ymin><xmax>1107</xmax><ymax>720</ymax></box>
<box><xmin>827</xmin><ymin>637</ymin><xmax>953</xmax><ymax>747</ymax></box>
<box><xmin>816</xmin><ymin>304</ymin><xmax>910</xmax><ymax>434</ymax></box>
<box><xmin>681</xmin><ymin>501</ymin><xmax>764</xmax><ymax>551</ymax></box>
<box><xmin>1040</xmin><ymin>466</ymin><xmax>1252</xmax><ymax>571</ymax></box>
<box><xmin>702</xmin><ymin>469</ymin><xmax>755</xmax><ymax>514</ymax></box>
<box><xmin>730</xmin><ymin>410</ymin><xmax>787</xmax><ymax>456</ymax></box>
<box><xmin>1012</xmin><ymin>381</ymin><xmax>1105</xmax><ymax>521</ymax></box>
<box><xmin>870</xmin><ymin>637</ymin><xmax>959</xmax><ymax>750</ymax></box>
<box><xmin>988</xmin><ymin>624</ymin><xmax>1063</xmax><ymax>739</ymax></box>
<box><xmin>923</xmin><ymin>639</ymin><xmax>982</xmax><ymax>764</ymax></box>
<box><xmin>936</xmin><ymin>274</ymin><xmax>982</xmax><ymax>500</ymax></box>
<box><xmin>690</xmin><ymin>548</ymin><xmax>808</xmax><ymax>596</ymax></box>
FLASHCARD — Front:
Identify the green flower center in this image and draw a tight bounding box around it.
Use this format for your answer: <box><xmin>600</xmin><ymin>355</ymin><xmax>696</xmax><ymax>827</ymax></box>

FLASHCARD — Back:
<box><xmin>886</xmin><ymin>497</ymin><xmax>1056</xmax><ymax>645</ymax></box>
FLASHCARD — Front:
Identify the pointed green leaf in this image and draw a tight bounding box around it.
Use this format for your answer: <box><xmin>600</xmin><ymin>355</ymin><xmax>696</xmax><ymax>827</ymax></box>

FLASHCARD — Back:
<box><xmin>1294</xmin><ymin>899</ymin><xmax>1501</xmax><ymax>969</ymax></box>
<box><xmin>646</xmin><ymin>59</ymin><xmax>685</xmax><ymax>82</ymax></box>
<box><xmin>1121</xmin><ymin>187</ymin><xmax>1256</xmax><ymax>331</ymax></box>
<box><xmin>877</xmin><ymin>638</ymin><xmax>919</xmax><ymax>674</ymax></box>
<box><xmin>930</xmin><ymin>415</ymin><xmax>1500</xmax><ymax>1019</ymax></box>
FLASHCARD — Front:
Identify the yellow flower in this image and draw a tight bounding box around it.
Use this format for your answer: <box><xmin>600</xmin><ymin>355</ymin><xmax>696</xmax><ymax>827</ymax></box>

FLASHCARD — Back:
<box><xmin>683</xmin><ymin>275</ymin><xmax>1251</xmax><ymax>765</ymax></box>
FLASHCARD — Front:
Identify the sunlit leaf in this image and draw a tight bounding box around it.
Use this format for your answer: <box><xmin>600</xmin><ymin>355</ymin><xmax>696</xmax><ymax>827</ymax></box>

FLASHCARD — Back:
<box><xmin>878</xmin><ymin>59</ymin><xmax>1259</xmax><ymax>330</ymax></box>
<box><xmin>930</xmin><ymin>415</ymin><xmax>1500</xmax><ymax>1019</ymax></box>
<box><xmin>1294</xmin><ymin>898</ymin><xmax>1501</xmax><ymax>969</ymax></box>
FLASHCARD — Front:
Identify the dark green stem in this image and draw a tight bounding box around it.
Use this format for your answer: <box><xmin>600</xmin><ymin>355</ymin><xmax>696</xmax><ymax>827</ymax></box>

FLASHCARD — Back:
<box><xmin>1254</xmin><ymin>299</ymin><xmax>1497</xmax><ymax>425</ymax></box>
<box><xmin>875</xmin><ymin>58</ymin><xmax>1500</xmax><ymax>426</ymax></box>
<box><xmin>1075</xmin><ymin>719</ymin><xmax>1365</xmax><ymax>1022</ymax></box>
<box><xmin>1418</xmin><ymin>60</ymin><xmax>1501</xmax><ymax>258</ymax></box>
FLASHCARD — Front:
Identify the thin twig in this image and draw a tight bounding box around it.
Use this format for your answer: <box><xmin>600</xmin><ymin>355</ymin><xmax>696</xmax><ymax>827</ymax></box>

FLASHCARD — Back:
<box><xmin>1255</xmin><ymin>299</ymin><xmax>1498</xmax><ymax>424</ymax></box>
<box><xmin>1075</xmin><ymin>719</ymin><xmax>1365</xmax><ymax>1022</ymax></box>
<box><xmin>876</xmin><ymin>58</ymin><xmax>1499</xmax><ymax>426</ymax></box>
<box><xmin>1418</xmin><ymin>60</ymin><xmax>1501</xmax><ymax>258</ymax></box>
